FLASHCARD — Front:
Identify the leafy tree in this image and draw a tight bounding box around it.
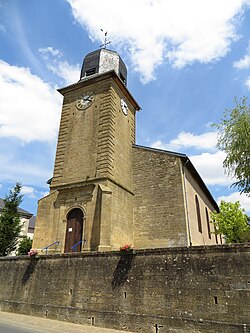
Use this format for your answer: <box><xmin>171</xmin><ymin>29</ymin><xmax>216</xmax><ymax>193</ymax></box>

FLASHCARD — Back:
<box><xmin>17</xmin><ymin>236</ymin><xmax>33</xmax><ymax>255</ymax></box>
<box><xmin>213</xmin><ymin>97</ymin><xmax>250</xmax><ymax>195</ymax></box>
<box><xmin>0</xmin><ymin>183</ymin><xmax>23</xmax><ymax>256</ymax></box>
<box><xmin>211</xmin><ymin>200</ymin><xmax>249</xmax><ymax>243</ymax></box>
<box><xmin>238</xmin><ymin>225</ymin><xmax>250</xmax><ymax>243</ymax></box>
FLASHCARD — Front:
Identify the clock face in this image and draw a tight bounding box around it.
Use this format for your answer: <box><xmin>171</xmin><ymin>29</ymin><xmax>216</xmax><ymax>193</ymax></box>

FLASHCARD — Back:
<box><xmin>120</xmin><ymin>98</ymin><xmax>128</xmax><ymax>116</ymax></box>
<box><xmin>76</xmin><ymin>92</ymin><xmax>95</xmax><ymax>110</ymax></box>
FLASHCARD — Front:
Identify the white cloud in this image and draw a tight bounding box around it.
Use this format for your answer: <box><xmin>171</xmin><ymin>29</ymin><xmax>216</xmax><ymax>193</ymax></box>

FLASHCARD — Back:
<box><xmin>190</xmin><ymin>151</ymin><xmax>234</xmax><ymax>186</ymax></box>
<box><xmin>21</xmin><ymin>186</ymin><xmax>36</xmax><ymax>198</ymax></box>
<box><xmin>0</xmin><ymin>184</ymin><xmax>2</xmax><ymax>188</ymax></box>
<box><xmin>235</xmin><ymin>55</ymin><xmax>250</xmax><ymax>69</ymax></box>
<box><xmin>0</xmin><ymin>152</ymin><xmax>52</xmax><ymax>187</ymax></box>
<box><xmin>245</xmin><ymin>77</ymin><xmax>250</xmax><ymax>89</ymax></box>
<box><xmin>20</xmin><ymin>186</ymin><xmax>51</xmax><ymax>200</ymax></box>
<box><xmin>67</xmin><ymin>0</ymin><xmax>250</xmax><ymax>82</ymax></box>
<box><xmin>39</xmin><ymin>47</ymin><xmax>80</xmax><ymax>85</ymax></box>
<box><xmin>0</xmin><ymin>60</ymin><xmax>61</xmax><ymax>142</ymax></box>
<box><xmin>217</xmin><ymin>191</ymin><xmax>250</xmax><ymax>213</ymax></box>
<box><xmin>233</xmin><ymin>42</ymin><xmax>250</xmax><ymax>69</ymax></box>
<box><xmin>151</xmin><ymin>130</ymin><xmax>233</xmax><ymax>186</ymax></box>
<box><xmin>152</xmin><ymin>131</ymin><xmax>217</xmax><ymax>151</ymax></box>
<box><xmin>40</xmin><ymin>191</ymin><xmax>49</xmax><ymax>198</ymax></box>
<box><xmin>38</xmin><ymin>47</ymin><xmax>63</xmax><ymax>58</ymax></box>
<box><xmin>47</xmin><ymin>61</ymin><xmax>80</xmax><ymax>85</ymax></box>
<box><xmin>20</xmin><ymin>186</ymin><xmax>50</xmax><ymax>200</ymax></box>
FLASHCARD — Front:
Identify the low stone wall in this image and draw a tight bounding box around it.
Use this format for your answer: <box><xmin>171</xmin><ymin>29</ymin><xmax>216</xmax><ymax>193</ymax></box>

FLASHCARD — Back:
<box><xmin>0</xmin><ymin>244</ymin><xmax>249</xmax><ymax>333</ymax></box>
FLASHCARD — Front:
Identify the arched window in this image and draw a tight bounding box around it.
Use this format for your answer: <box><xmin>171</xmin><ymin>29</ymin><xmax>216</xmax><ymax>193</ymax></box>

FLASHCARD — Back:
<box><xmin>205</xmin><ymin>207</ymin><xmax>211</xmax><ymax>239</ymax></box>
<box><xmin>195</xmin><ymin>195</ymin><xmax>202</xmax><ymax>233</ymax></box>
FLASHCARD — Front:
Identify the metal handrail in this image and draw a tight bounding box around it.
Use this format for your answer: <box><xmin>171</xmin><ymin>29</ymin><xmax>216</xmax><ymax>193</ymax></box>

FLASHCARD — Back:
<box><xmin>71</xmin><ymin>240</ymin><xmax>83</xmax><ymax>252</ymax></box>
<box><xmin>41</xmin><ymin>241</ymin><xmax>60</xmax><ymax>255</ymax></box>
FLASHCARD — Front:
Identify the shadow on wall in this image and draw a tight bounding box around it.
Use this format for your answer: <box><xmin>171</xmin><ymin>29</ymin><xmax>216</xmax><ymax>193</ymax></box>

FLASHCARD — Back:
<box><xmin>112</xmin><ymin>253</ymin><xmax>135</xmax><ymax>290</ymax></box>
<box><xmin>90</xmin><ymin>186</ymin><xmax>102</xmax><ymax>251</ymax></box>
<box><xmin>22</xmin><ymin>259</ymin><xmax>38</xmax><ymax>285</ymax></box>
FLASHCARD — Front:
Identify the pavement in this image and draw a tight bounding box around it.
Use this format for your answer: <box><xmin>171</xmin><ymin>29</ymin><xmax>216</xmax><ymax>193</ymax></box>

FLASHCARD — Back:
<box><xmin>0</xmin><ymin>311</ymin><xmax>135</xmax><ymax>333</ymax></box>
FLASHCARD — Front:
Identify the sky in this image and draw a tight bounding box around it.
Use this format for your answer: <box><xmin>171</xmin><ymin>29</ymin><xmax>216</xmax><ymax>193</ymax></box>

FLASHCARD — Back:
<box><xmin>0</xmin><ymin>0</ymin><xmax>250</xmax><ymax>215</ymax></box>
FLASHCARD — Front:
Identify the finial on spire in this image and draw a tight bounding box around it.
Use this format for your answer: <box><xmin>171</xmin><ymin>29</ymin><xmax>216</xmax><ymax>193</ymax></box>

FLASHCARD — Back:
<box><xmin>100</xmin><ymin>29</ymin><xmax>111</xmax><ymax>49</ymax></box>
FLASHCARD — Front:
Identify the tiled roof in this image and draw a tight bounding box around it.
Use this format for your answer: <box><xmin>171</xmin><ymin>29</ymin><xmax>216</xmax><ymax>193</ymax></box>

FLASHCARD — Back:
<box><xmin>28</xmin><ymin>215</ymin><xmax>36</xmax><ymax>228</ymax></box>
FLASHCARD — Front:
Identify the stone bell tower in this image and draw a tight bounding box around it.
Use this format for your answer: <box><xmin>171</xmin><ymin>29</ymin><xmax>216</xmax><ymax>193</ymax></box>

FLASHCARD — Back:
<box><xmin>33</xmin><ymin>48</ymin><xmax>140</xmax><ymax>253</ymax></box>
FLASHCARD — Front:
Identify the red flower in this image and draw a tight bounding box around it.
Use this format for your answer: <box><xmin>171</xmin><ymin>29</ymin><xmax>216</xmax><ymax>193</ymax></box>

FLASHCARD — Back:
<box><xmin>28</xmin><ymin>249</ymin><xmax>38</xmax><ymax>257</ymax></box>
<box><xmin>120</xmin><ymin>244</ymin><xmax>133</xmax><ymax>251</ymax></box>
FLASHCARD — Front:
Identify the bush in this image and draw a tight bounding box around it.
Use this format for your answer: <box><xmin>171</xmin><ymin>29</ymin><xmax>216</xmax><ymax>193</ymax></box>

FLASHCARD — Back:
<box><xmin>211</xmin><ymin>201</ymin><xmax>249</xmax><ymax>243</ymax></box>
<box><xmin>17</xmin><ymin>236</ymin><xmax>33</xmax><ymax>255</ymax></box>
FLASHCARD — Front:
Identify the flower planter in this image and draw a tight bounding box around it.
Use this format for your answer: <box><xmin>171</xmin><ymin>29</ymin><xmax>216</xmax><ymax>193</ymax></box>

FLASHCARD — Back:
<box><xmin>120</xmin><ymin>249</ymin><xmax>136</xmax><ymax>255</ymax></box>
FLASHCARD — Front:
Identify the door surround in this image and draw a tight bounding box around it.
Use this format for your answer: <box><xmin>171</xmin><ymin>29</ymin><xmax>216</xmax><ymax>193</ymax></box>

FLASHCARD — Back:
<box><xmin>64</xmin><ymin>208</ymin><xmax>84</xmax><ymax>253</ymax></box>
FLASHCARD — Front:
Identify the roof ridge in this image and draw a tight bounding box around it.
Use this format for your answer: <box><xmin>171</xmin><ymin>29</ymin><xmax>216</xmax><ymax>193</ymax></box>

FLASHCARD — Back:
<box><xmin>0</xmin><ymin>198</ymin><xmax>33</xmax><ymax>216</ymax></box>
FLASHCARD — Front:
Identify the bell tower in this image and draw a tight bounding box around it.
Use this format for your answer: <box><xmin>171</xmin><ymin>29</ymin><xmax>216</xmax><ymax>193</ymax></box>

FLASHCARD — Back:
<box><xmin>33</xmin><ymin>49</ymin><xmax>140</xmax><ymax>253</ymax></box>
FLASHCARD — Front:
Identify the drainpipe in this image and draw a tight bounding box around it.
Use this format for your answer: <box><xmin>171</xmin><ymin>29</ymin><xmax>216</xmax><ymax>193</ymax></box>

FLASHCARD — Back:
<box><xmin>182</xmin><ymin>160</ymin><xmax>192</xmax><ymax>246</ymax></box>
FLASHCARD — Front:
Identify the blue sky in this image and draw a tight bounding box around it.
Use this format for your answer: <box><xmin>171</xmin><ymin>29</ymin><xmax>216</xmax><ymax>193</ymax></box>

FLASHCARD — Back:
<box><xmin>0</xmin><ymin>0</ymin><xmax>250</xmax><ymax>214</ymax></box>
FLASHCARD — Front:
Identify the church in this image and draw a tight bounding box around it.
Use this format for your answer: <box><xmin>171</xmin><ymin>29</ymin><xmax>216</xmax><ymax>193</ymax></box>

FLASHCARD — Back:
<box><xmin>33</xmin><ymin>48</ymin><xmax>221</xmax><ymax>254</ymax></box>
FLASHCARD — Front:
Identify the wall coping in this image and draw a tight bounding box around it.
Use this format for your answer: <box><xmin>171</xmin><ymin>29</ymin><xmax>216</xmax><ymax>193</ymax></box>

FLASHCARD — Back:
<box><xmin>1</xmin><ymin>243</ymin><xmax>249</xmax><ymax>261</ymax></box>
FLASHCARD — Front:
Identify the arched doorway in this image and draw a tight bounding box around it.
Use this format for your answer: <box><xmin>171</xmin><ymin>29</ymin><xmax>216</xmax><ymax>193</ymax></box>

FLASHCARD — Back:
<box><xmin>64</xmin><ymin>208</ymin><xmax>84</xmax><ymax>253</ymax></box>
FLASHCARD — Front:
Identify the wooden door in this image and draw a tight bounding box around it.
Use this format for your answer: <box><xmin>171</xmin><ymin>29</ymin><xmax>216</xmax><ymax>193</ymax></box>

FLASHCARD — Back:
<box><xmin>64</xmin><ymin>209</ymin><xmax>83</xmax><ymax>253</ymax></box>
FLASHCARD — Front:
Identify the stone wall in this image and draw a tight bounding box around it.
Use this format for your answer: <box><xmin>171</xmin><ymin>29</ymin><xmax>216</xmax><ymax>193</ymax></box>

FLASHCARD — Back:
<box><xmin>0</xmin><ymin>244</ymin><xmax>249</xmax><ymax>333</ymax></box>
<box><xmin>132</xmin><ymin>147</ymin><xmax>188</xmax><ymax>249</ymax></box>
<box><xmin>184</xmin><ymin>166</ymin><xmax>222</xmax><ymax>246</ymax></box>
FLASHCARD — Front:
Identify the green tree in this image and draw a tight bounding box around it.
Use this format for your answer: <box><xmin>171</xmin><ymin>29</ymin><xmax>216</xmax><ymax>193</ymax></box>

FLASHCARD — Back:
<box><xmin>238</xmin><ymin>225</ymin><xmax>250</xmax><ymax>243</ymax></box>
<box><xmin>17</xmin><ymin>236</ymin><xmax>33</xmax><ymax>255</ymax></box>
<box><xmin>0</xmin><ymin>183</ymin><xmax>23</xmax><ymax>256</ymax></box>
<box><xmin>213</xmin><ymin>97</ymin><xmax>250</xmax><ymax>195</ymax></box>
<box><xmin>211</xmin><ymin>200</ymin><xmax>249</xmax><ymax>243</ymax></box>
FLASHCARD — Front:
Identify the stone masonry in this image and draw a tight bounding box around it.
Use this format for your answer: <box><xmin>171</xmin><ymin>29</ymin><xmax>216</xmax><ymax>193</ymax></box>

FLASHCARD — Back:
<box><xmin>0</xmin><ymin>244</ymin><xmax>249</xmax><ymax>333</ymax></box>
<box><xmin>32</xmin><ymin>48</ymin><xmax>221</xmax><ymax>254</ymax></box>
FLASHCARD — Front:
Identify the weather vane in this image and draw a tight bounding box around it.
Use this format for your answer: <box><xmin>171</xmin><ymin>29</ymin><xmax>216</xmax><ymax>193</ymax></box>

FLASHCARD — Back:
<box><xmin>100</xmin><ymin>29</ymin><xmax>111</xmax><ymax>49</ymax></box>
